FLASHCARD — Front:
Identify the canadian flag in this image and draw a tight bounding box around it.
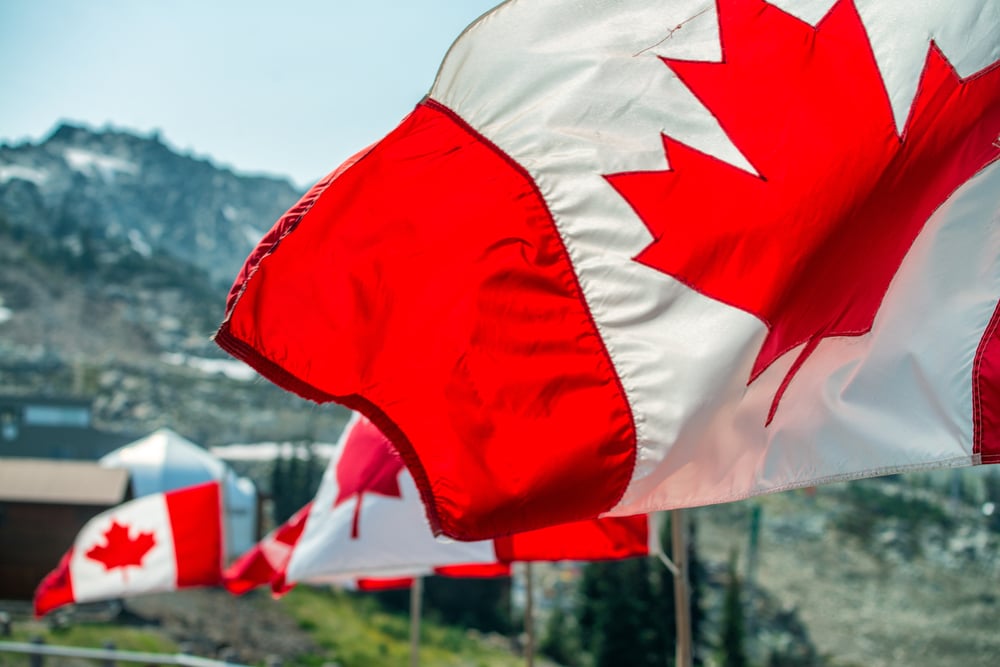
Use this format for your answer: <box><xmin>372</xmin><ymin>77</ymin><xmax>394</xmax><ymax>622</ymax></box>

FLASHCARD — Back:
<box><xmin>34</xmin><ymin>482</ymin><xmax>223</xmax><ymax>616</ymax></box>
<box><xmin>224</xmin><ymin>504</ymin><xmax>512</xmax><ymax>594</ymax></box>
<box><xmin>325</xmin><ymin>563</ymin><xmax>514</xmax><ymax>594</ymax></box>
<box><xmin>216</xmin><ymin>0</ymin><xmax>1000</xmax><ymax>540</ymax></box>
<box><xmin>223</xmin><ymin>414</ymin><xmax>654</xmax><ymax>596</ymax></box>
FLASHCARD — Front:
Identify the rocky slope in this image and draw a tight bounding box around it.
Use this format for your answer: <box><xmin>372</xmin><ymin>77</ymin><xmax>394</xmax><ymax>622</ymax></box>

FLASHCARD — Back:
<box><xmin>0</xmin><ymin>124</ymin><xmax>348</xmax><ymax>446</ymax></box>
<box><xmin>694</xmin><ymin>472</ymin><xmax>1000</xmax><ymax>667</ymax></box>
<box><xmin>1</xmin><ymin>123</ymin><xmax>300</xmax><ymax>287</ymax></box>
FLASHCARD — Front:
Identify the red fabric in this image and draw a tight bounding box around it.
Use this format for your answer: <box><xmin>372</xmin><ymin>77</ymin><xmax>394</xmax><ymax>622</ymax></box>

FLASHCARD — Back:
<box><xmin>354</xmin><ymin>564</ymin><xmax>513</xmax><ymax>591</ymax></box>
<box><xmin>334</xmin><ymin>417</ymin><xmax>405</xmax><ymax>539</ymax></box>
<box><xmin>607</xmin><ymin>0</ymin><xmax>1000</xmax><ymax>423</ymax></box>
<box><xmin>223</xmin><ymin>546</ymin><xmax>280</xmax><ymax>596</ymax></box>
<box><xmin>33</xmin><ymin>549</ymin><xmax>75</xmax><ymax>617</ymax></box>
<box><xmin>223</xmin><ymin>502</ymin><xmax>312</xmax><ymax>596</ymax></box>
<box><xmin>217</xmin><ymin>101</ymin><xmax>635</xmax><ymax>540</ymax></box>
<box><xmin>165</xmin><ymin>482</ymin><xmax>224</xmax><ymax>587</ymax></box>
<box><xmin>975</xmin><ymin>301</ymin><xmax>1000</xmax><ymax>462</ymax></box>
<box><xmin>494</xmin><ymin>514</ymin><xmax>649</xmax><ymax>562</ymax></box>
<box><xmin>355</xmin><ymin>576</ymin><xmax>415</xmax><ymax>591</ymax></box>
<box><xmin>434</xmin><ymin>563</ymin><xmax>512</xmax><ymax>578</ymax></box>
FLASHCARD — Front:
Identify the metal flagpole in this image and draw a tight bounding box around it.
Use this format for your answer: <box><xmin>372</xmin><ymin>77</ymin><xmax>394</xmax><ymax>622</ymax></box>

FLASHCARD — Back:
<box><xmin>524</xmin><ymin>562</ymin><xmax>535</xmax><ymax>667</ymax></box>
<box><xmin>409</xmin><ymin>576</ymin><xmax>423</xmax><ymax>667</ymax></box>
<box><xmin>671</xmin><ymin>509</ymin><xmax>693</xmax><ymax>667</ymax></box>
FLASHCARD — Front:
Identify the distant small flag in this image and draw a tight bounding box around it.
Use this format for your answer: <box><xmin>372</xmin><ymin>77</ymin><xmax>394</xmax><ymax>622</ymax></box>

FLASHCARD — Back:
<box><xmin>34</xmin><ymin>482</ymin><xmax>223</xmax><ymax>616</ymax></box>
<box><xmin>224</xmin><ymin>413</ymin><xmax>653</xmax><ymax>596</ymax></box>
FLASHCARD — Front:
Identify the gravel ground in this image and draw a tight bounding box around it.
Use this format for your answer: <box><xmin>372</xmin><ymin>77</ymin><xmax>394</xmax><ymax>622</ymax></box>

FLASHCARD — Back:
<box><xmin>694</xmin><ymin>490</ymin><xmax>1000</xmax><ymax>667</ymax></box>
<box><xmin>124</xmin><ymin>589</ymin><xmax>318</xmax><ymax>665</ymax></box>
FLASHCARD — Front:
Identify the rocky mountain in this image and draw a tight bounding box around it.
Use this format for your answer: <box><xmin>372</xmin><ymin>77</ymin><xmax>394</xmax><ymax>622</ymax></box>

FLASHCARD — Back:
<box><xmin>3</xmin><ymin>125</ymin><xmax>1000</xmax><ymax>667</ymax></box>
<box><xmin>0</xmin><ymin>123</ymin><xmax>300</xmax><ymax>286</ymax></box>
<box><xmin>696</xmin><ymin>471</ymin><xmax>1000</xmax><ymax>667</ymax></box>
<box><xmin>0</xmin><ymin>123</ymin><xmax>348</xmax><ymax>446</ymax></box>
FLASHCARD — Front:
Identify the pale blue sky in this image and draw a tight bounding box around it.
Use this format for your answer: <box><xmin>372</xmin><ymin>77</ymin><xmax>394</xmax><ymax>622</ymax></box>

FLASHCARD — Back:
<box><xmin>0</xmin><ymin>0</ymin><xmax>499</xmax><ymax>188</ymax></box>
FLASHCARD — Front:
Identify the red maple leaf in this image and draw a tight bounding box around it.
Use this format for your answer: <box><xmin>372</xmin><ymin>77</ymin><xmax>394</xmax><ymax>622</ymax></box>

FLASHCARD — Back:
<box><xmin>85</xmin><ymin>520</ymin><xmax>157</xmax><ymax>577</ymax></box>
<box><xmin>607</xmin><ymin>0</ymin><xmax>1000</xmax><ymax>423</ymax></box>
<box><xmin>333</xmin><ymin>417</ymin><xmax>405</xmax><ymax>539</ymax></box>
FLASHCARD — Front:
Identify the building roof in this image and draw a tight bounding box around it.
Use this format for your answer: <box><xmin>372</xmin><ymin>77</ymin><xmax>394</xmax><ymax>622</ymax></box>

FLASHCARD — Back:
<box><xmin>100</xmin><ymin>427</ymin><xmax>228</xmax><ymax>496</ymax></box>
<box><xmin>100</xmin><ymin>428</ymin><xmax>260</xmax><ymax>558</ymax></box>
<box><xmin>0</xmin><ymin>458</ymin><xmax>131</xmax><ymax>505</ymax></box>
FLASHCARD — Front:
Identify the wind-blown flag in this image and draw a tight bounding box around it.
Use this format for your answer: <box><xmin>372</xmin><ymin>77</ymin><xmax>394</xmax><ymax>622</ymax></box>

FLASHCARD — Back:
<box><xmin>337</xmin><ymin>566</ymin><xmax>514</xmax><ymax>592</ymax></box>
<box><xmin>225</xmin><ymin>506</ymin><xmax>513</xmax><ymax>594</ymax></box>
<box><xmin>215</xmin><ymin>0</ymin><xmax>1000</xmax><ymax>540</ymax></box>
<box><xmin>223</xmin><ymin>414</ymin><xmax>654</xmax><ymax>596</ymax></box>
<box><xmin>34</xmin><ymin>481</ymin><xmax>223</xmax><ymax>616</ymax></box>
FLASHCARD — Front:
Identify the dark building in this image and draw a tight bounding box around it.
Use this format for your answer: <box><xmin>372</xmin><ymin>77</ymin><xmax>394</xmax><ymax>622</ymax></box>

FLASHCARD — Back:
<box><xmin>0</xmin><ymin>458</ymin><xmax>132</xmax><ymax>600</ymax></box>
<box><xmin>0</xmin><ymin>395</ymin><xmax>133</xmax><ymax>460</ymax></box>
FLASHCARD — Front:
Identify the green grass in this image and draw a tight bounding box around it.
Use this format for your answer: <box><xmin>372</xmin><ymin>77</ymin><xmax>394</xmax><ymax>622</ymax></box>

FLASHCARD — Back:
<box><xmin>0</xmin><ymin>588</ymin><xmax>533</xmax><ymax>667</ymax></box>
<box><xmin>0</xmin><ymin>622</ymin><xmax>177</xmax><ymax>667</ymax></box>
<box><xmin>279</xmin><ymin>586</ymin><xmax>527</xmax><ymax>667</ymax></box>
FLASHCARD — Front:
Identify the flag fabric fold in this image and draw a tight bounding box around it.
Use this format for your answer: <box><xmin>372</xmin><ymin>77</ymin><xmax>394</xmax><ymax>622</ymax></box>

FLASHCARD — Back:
<box><xmin>223</xmin><ymin>505</ymin><xmax>513</xmax><ymax>595</ymax></box>
<box><xmin>340</xmin><ymin>564</ymin><xmax>514</xmax><ymax>593</ymax></box>
<box><xmin>34</xmin><ymin>481</ymin><xmax>223</xmax><ymax>617</ymax></box>
<box><xmin>223</xmin><ymin>414</ymin><xmax>653</xmax><ymax>596</ymax></box>
<box><xmin>216</xmin><ymin>0</ymin><xmax>1000</xmax><ymax>540</ymax></box>
<box><xmin>223</xmin><ymin>501</ymin><xmax>310</xmax><ymax>596</ymax></box>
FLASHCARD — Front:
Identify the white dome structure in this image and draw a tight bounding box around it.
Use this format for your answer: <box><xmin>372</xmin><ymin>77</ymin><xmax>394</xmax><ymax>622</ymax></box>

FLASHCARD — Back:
<box><xmin>226</xmin><ymin>473</ymin><xmax>259</xmax><ymax>558</ymax></box>
<box><xmin>100</xmin><ymin>428</ymin><xmax>259</xmax><ymax>559</ymax></box>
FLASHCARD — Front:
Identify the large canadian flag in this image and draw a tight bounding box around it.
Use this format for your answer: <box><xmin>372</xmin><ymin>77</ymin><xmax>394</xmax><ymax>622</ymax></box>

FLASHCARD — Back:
<box><xmin>223</xmin><ymin>414</ymin><xmax>654</xmax><ymax>596</ymax></box>
<box><xmin>34</xmin><ymin>482</ymin><xmax>223</xmax><ymax>616</ymax></box>
<box><xmin>215</xmin><ymin>0</ymin><xmax>1000</xmax><ymax>540</ymax></box>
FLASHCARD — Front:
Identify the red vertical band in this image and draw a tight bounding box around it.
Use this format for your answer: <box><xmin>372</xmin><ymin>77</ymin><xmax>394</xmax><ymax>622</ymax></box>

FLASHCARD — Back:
<box><xmin>217</xmin><ymin>101</ymin><xmax>636</xmax><ymax>540</ymax></box>
<box><xmin>165</xmin><ymin>482</ymin><xmax>223</xmax><ymax>587</ymax></box>
<box><xmin>974</xmin><ymin>300</ymin><xmax>1000</xmax><ymax>462</ymax></box>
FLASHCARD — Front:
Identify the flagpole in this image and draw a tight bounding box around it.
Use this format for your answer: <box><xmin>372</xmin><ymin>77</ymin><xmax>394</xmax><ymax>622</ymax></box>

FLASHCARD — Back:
<box><xmin>524</xmin><ymin>562</ymin><xmax>535</xmax><ymax>667</ymax></box>
<box><xmin>409</xmin><ymin>575</ymin><xmax>423</xmax><ymax>667</ymax></box>
<box><xmin>671</xmin><ymin>509</ymin><xmax>693</xmax><ymax>667</ymax></box>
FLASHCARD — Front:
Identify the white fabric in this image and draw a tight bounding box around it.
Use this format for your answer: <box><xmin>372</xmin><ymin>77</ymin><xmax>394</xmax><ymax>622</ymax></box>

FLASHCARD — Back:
<box><xmin>70</xmin><ymin>494</ymin><xmax>176</xmax><ymax>603</ymax></box>
<box><xmin>616</xmin><ymin>160</ymin><xmax>1000</xmax><ymax>513</ymax></box>
<box><xmin>430</xmin><ymin>0</ymin><xmax>1000</xmax><ymax>511</ymax></box>
<box><xmin>285</xmin><ymin>416</ymin><xmax>497</xmax><ymax>584</ymax></box>
<box><xmin>101</xmin><ymin>428</ymin><xmax>258</xmax><ymax>558</ymax></box>
<box><xmin>226</xmin><ymin>473</ymin><xmax>259</xmax><ymax>557</ymax></box>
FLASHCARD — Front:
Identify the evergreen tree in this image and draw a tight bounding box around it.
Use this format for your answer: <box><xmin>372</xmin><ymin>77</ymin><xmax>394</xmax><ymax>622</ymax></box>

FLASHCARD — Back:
<box><xmin>270</xmin><ymin>450</ymin><xmax>289</xmax><ymax>524</ymax></box>
<box><xmin>577</xmin><ymin>556</ymin><xmax>671</xmax><ymax>667</ymax></box>
<box><xmin>576</xmin><ymin>559</ymin><xmax>606</xmax><ymax>641</ymax></box>
<box><xmin>284</xmin><ymin>445</ymin><xmax>303</xmax><ymax>516</ymax></box>
<box><xmin>687</xmin><ymin>518</ymin><xmax>707</xmax><ymax>665</ymax></box>
<box><xmin>718</xmin><ymin>551</ymin><xmax>748</xmax><ymax>667</ymax></box>
<box><xmin>303</xmin><ymin>442</ymin><xmax>324</xmax><ymax>499</ymax></box>
<box><xmin>270</xmin><ymin>442</ymin><xmax>324</xmax><ymax>525</ymax></box>
<box><xmin>540</xmin><ymin>601</ymin><xmax>582</xmax><ymax>666</ymax></box>
<box><xmin>371</xmin><ymin>575</ymin><xmax>512</xmax><ymax>634</ymax></box>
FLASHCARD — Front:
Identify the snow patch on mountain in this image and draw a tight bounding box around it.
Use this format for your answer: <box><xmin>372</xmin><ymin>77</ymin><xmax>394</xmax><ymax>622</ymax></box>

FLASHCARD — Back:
<box><xmin>210</xmin><ymin>441</ymin><xmax>338</xmax><ymax>462</ymax></box>
<box><xmin>0</xmin><ymin>164</ymin><xmax>49</xmax><ymax>185</ymax></box>
<box><xmin>128</xmin><ymin>229</ymin><xmax>153</xmax><ymax>257</ymax></box>
<box><xmin>63</xmin><ymin>147</ymin><xmax>138</xmax><ymax>180</ymax></box>
<box><xmin>242</xmin><ymin>224</ymin><xmax>266</xmax><ymax>246</ymax></box>
<box><xmin>161</xmin><ymin>352</ymin><xmax>258</xmax><ymax>381</ymax></box>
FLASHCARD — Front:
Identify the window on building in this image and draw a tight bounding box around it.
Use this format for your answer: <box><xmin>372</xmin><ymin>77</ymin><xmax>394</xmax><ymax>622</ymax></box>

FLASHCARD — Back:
<box><xmin>0</xmin><ymin>409</ymin><xmax>18</xmax><ymax>441</ymax></box>
<box><xmin>22</xmin><ymin>405</ymin><xmax>91</xmax><ymax>428</ymax></box>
